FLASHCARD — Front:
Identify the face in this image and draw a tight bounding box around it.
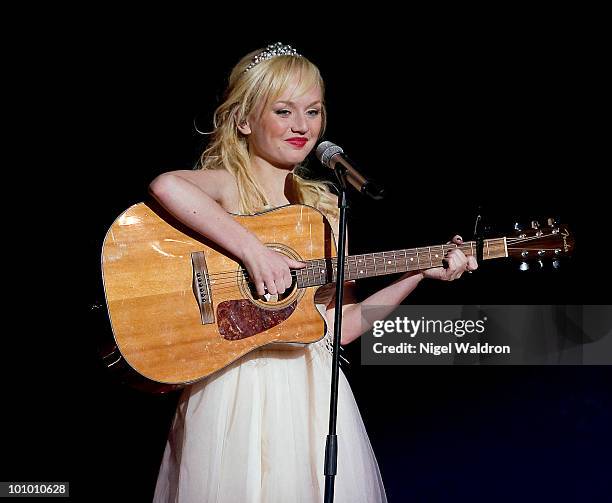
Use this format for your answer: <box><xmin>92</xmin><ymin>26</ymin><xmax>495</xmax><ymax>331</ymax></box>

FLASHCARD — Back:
<box><xmin>239</xmin><ymin>79</ymin><xmax>323</xmax><ymax>169</ymax></box>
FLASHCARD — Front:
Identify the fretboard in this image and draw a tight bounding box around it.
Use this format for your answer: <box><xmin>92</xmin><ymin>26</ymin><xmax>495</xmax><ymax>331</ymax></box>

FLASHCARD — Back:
<box><xmin>295</xmin><ymin>238</ymin><xmax>508</xmax><ymax>288</ymax></box>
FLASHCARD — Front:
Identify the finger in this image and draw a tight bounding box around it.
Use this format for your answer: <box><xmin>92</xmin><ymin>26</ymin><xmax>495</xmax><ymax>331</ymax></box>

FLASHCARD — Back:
<box><xmin>448</xmin><ymin>255</ymin><xmax>465</xmax><ymax>280</ymax></box>
<box><xmin>284</xmin><ymin>270</ymin><xmax>293</xmax><ymax>288</ymax></box>
<box><xmin>263</xmin><ymin>274</ymin><xmax>277</xmax><ymax>295</ymax></box>
<box><xmin>450</xmin><ymin>261</ymin><xmax>463</xmax><ymax>280</ymax></box>
<box><xmin>285</xmin><ymin>258</ymin><xmax>307</xmax><ymax>269</ymax></box>
<box><xmin>278</xmin><ymin>267</ymin><xmax>290</xmax><ymax>293</ymax></box>
<box><xmin>445</xmin><ymin>249</ymin><xmax>462</xmax><ymax>265</ymax></box>
<box><xmin>467</xmin><ymin>256</ymin><xmax>479</xmax><ymax>271</ymax></box>
<box><xmin>274</xmin><ymin>267</ymin><xmax>291</xmax><ymax>294</ymax></box>
<box><xmin>445</xmin><ymin>250</ymin><xmax>463</xmax><ymax>272</ymax></box>
<box><xmin>250</xmin><ymin>271</ymin><xmax>266</xmax><ymax>296</ymax></box>
<box><xmin>275</xmin><ymin>278</ymin><xmax>286</xmax><ymax>294</ymax></box>
<box><xmin>448</xmin><ymin>248</ymin><xmax>468</xmax><ymax>262</ymax></box>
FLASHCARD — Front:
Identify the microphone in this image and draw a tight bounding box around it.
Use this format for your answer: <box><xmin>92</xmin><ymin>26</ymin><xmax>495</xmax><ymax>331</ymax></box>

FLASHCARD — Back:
<box><xmin>315</xmin><ymin>141</ymin><xmax>385</xmax><ymax>200</ymax></box>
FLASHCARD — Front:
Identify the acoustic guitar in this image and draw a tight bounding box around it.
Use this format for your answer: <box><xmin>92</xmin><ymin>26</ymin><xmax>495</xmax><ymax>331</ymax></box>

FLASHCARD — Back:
<box><xmin>100</xmin><ymin>202</ymin><xmax>573</xmax><ymax>392</ymax></box>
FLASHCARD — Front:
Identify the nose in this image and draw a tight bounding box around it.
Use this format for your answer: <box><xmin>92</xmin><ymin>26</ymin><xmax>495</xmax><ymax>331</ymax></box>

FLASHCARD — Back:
<box><xmin>291</xmin><ymin>114</ymin><xmax>308</xmax><ymax>134</ymax></box>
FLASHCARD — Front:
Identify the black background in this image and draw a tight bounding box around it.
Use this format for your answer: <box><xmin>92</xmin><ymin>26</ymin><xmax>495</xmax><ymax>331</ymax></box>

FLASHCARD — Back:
<box><xmin>8</xmin><ymin>14</ymin><xmax>611</xmax><ymax>502</ymax></box>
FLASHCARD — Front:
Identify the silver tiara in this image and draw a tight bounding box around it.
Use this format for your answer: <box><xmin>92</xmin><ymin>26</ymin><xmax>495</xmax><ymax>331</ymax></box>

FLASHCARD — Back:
<box><xmin>243</xmin><ymin>42</ymin><xmax>301</xmax><ymax>73</ymax></box>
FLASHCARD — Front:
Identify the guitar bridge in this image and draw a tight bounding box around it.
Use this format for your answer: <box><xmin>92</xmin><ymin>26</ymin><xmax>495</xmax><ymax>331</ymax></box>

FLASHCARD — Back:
<box><xmin>191</xmin><ymin>251</ymin><xmax>214</xmax><ymax>324</ymax></box>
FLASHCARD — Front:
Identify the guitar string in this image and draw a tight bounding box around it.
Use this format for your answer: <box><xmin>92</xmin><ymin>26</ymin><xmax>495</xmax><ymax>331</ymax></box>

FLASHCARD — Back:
<box><xmin>208</xmin><ymin>248</ymin><xmax>565</xmax><ymax>293</ymax></box>
<box><xmin>208</xmin><ymin>257</ymin><xmax>478</xmax><ymax>294</ymax></box>
<box><xmin>195</xmin><ymin>230</ymin><xmax>564</xmax><ymax>283</ymax></box>
<box><xmin>208</xmin><ymin>254</ymin><xmax>480</xmax><ymax>292</ymax></box>
<box><xmin>205</xmin><ymin>249</ymin><xmax>474</xmax><ymax>287</ymax></box>
<box><xmin>202</xmin><ymin>234</ymin><xmax>564</xmax><ymax>289</ymax></box>
<box><xmin>202</xmin><ymin>243</ymin><xmax>477</xmax><ymax>280</ymax></box>
<box><xmin>202</xmin><ymin>238</ymin><xmax>532</xmax><ymax>283</ymax></box>
<box><xmin>205</xmin><ymin>232</ymin><xmax>559</xmax><ymax>282</ymax></box>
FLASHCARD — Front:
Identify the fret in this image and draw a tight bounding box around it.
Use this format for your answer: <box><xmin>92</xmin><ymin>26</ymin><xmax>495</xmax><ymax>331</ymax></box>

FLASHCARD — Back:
<box><xmin>383</xmin><ymin>251</ymin><xmax>395</xmax><ymax>274</ymax></box>
<box><xmin>296</xmin><ymin>267</ymin><xmax>303</xmax><ymax>288</ymax></box>
<box><xmin>417</xmin><ymin>248</ymin><xmax>428</xmax><ymax>269</ymax></box>
<box><xmin>348</xmin><ymin>256</ymin><xmax>354</xmax><ymax>280</ymax></box>
<box><xmin>376</xmin><ymin>253</ymin><xmax>384</xmax><ymax>276</ymax></box>
<box><xmin>356</xmin><ymin>255</ymin><xmax>366</xmax><ymax>278</ymax></box>
<box><xmin>434</xmin><ymin>246</ymin><xmax>441</xmax><ymax>264</ymax></box>
<box><xmin>377</xmin><ymin>253</ymin><xmax>386</xmax><ymax>276</ymax></box>
<box><xmin>298</xmin><ymin>236</ymin><xmax>511</xmax><ymax>289</ymax></box>
<box><xmin>408</xmin><ymin>251</ymin><xmax>416</xmax><ymax>269</ymax></box>
<box><xmin>309</xmin><ymin>259</ymin><xmax>315</xmax><ymax>286</ymax></box>
<box><xmin>365</xmin><ymin>253</ymin><xmax>375</xmax><ymax>275</ymax></box>
<box><xmin>398</xmin><ymin>250</ymin><xmax>408</xmax><ymax>273</ymax></box>
<box><xmin>304</xmin><ymin>265</ymin><xmax>310</xmax><ymax>288</ymax></box>
<box><xmin>316</xmin><ymin>258</ymin><xmax>325</xmax><ymax>284</ymax></box>
<box><xmin>357</xmin><ymin>257</ymin><xmax>364</xmax><ymax>280</ymax></box>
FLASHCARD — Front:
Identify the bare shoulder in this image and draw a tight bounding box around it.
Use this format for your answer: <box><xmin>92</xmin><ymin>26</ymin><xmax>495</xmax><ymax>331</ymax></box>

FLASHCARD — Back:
<box><xmin>171</xmin><ymin>168</ymin><xmax>238</xmax><ymax>203</ymax></box>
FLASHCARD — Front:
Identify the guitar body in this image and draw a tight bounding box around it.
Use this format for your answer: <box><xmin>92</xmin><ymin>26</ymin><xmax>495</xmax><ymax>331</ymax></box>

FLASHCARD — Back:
<box><xmin>101</xmin><ymin>202</ymin><xmax>336</xmax><ymax>388</ymax></box>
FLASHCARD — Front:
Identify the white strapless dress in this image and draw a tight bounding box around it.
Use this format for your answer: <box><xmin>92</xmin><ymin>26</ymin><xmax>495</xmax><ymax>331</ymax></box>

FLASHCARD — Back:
<box><xmin>152</xmin><ymin>300</ymin><xmax>387</xmax><ymax>503</ymax></box>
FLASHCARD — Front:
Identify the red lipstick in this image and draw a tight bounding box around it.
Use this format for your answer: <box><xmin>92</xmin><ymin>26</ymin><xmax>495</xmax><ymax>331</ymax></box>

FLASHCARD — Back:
<box><xmin>285</xmin><ymin>137</ymin><xmax>308</xmax><ymax>148</ymax></box>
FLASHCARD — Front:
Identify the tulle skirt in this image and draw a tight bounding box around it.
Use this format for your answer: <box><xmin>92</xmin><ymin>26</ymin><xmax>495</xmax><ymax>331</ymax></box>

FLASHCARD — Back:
<box><xmin>153</xmin><ymin>328</ymin><xmax>387</xmax><ymax>503</ymax></box>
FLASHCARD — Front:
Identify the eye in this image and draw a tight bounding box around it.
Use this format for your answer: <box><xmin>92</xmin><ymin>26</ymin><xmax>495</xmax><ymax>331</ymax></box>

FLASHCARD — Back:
<box><xmin>275</xmin><ymin>109</ymin><xmax>290</xmax><ymax>116</ymax></box>
<box><xmin>307</xmin><ymin>109</ymin><xmax>321</xmax><ymax>117</ymax></box>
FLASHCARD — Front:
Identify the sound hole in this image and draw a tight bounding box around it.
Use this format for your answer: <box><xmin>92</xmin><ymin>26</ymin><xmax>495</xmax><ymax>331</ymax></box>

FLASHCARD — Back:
<box><xmin>248</xmin><ymin>275</ymin><xmax>297</xmax><ymax>304</ymax></box>
<box><xmin>238</xmin><ymin>243</ymin><xmax>305</xmax><ymax>310</ymax></box>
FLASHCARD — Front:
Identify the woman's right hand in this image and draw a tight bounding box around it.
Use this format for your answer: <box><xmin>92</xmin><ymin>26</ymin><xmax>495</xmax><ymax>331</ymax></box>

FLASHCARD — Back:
<box><xmin>239</xmin><ymin>242</ymin><xmax>306</xmax><ymax>297</ymax></box>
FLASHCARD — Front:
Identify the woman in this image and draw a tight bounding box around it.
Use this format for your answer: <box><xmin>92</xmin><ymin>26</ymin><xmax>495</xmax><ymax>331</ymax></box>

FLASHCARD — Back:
<box><xmin>150</xmin><ymin>42</ymin><xmax>477</xmax><ymax>502</ymax></box>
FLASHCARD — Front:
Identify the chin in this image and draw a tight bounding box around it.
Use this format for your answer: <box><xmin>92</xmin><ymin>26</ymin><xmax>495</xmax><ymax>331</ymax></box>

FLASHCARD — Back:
<box><xmin>280</xmin><ymin>155</ymin><xmax>308</xmax><ymax>167</ymax></box>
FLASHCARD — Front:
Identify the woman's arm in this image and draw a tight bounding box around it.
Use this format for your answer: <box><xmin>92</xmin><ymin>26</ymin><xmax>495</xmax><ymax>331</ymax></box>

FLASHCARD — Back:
<box><xmin>326</xmin><ymin>272</ymin><xmax>424</xmax><ymax>346</ymax></box>
<box><xmin>149</xmin><ymin>170</ymin><xmax>305</xmax><ymax>296</ymax></box>
<box><xmin>328</xmin><ymin>235</ymin><xmax>478</xmax><ymax>346</ymax></box>
<box><xmin>150</xmin><ymin>170</ymin><xmax>259</xmax><ymax>260</ymax></box>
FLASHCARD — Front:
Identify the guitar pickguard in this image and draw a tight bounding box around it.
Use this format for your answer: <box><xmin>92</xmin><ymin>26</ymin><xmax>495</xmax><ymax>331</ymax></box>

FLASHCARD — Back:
<box><xmin>217</xmin><ymin>300</ymin><xmax>297</xmax><ymax>340</ymax></box>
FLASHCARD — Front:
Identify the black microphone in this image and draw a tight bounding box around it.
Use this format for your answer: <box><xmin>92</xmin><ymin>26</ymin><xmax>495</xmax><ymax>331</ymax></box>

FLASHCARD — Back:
<box><xmin>315</xmin><ymin>141</ymin><xmax>385</xmax><ymax>200</ymax></box>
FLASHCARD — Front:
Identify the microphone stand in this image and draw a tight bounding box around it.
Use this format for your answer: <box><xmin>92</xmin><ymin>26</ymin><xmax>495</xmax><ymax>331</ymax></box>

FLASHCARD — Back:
<box><xmin>323</xmin><ymin>164</ymin><xmax>350</xmax><ymax>503</ymax></box>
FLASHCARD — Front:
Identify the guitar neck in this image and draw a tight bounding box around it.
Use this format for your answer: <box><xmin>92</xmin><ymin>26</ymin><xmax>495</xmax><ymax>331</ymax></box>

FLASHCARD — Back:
<box><xmin>295</xmin><ymin>237</ymin><xmax>508</xmax><ymax>288</ymax></box>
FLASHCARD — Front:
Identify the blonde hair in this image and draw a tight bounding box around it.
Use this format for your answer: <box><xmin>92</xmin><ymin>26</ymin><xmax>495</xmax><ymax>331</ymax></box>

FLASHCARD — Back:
<box><xmin>196</xmin><ymin>47</ymin><xmax>339</xmax><ymax>224</ymax></box>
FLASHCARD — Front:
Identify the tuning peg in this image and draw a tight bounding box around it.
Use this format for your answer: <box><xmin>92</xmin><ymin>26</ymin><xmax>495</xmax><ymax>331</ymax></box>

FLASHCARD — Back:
<box><xmin>514</xmin><ymin>222</ymin><xmax>523</xmax><ymax>231</ymax></box>
<box><xmin>536</xmin><ymin>259</ymin><xmax>544</xmax><ymax>269</ymax></box>
<box><xmin>519</xmin><ymin>261</ymin><xmax>530</xmax><ymax>271</ymax></box>
<box><xmin>552</xmin><ymin>259</ymin><xmax>561</xmax><ymax>269</ymax></box>
<box><xmin>531</xmin><ymin>220</ymin><xmax>540</xmax><ymax>229</ymax></box>
<box><xmin>547</xmin><ymin>217</ymin><xmax>559</xmax><ymax>226</ymax></box>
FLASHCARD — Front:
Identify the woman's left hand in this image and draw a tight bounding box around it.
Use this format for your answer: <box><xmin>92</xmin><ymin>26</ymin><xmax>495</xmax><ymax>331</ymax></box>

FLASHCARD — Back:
<box><xmin>421</xmin><ymin>235</ymin><xmax>478</xmax><ymax>281</ymax></box>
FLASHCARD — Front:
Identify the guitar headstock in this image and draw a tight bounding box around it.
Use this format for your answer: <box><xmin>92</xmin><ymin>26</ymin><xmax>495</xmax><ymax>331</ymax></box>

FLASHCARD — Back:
<box><xmin>507</xmin><ymin>218</ymin><xmax>574</xmax><ymax>271</ymax></box>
